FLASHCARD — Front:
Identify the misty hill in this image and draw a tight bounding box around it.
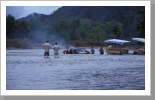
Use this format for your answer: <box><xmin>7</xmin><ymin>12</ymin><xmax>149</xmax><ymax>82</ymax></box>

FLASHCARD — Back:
<box><xmin>52</xmin><ymin>6</ymin><xmax>143</xmax><ymax>22</ymax></box>
<box><xmin>18</xmin><ymin>13</ymin><xmax>50</xmax><ymax>21</ymax></box>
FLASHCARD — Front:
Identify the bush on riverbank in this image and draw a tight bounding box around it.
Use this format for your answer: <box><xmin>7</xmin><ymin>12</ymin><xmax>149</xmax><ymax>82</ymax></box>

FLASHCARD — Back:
<box><xmin>6</xmin><ymin>38</ymin><xmax>32</xmax><ymax>49</ymax></box>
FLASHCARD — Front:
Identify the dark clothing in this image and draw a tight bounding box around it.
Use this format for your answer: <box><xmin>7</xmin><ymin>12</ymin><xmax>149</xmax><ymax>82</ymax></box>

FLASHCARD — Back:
<box><xmin>44</xmin><ymin>52</ymin><xmax>49</xmax><ymax>56</ymax></box>
<box><xmin>66</xmin><ymin>50</ymin><xmax>69</xmax><ymax>54</ymax></box>
<box><xmin>69</xmin><ymin>49</ymin><xmax>73</xmax><ymax>54</ymax></box>
<box><xmin>99</xmin><ymin>48</ymin><xmax>104</xmax><ymax>54</ymax></box>
<box><xmin>74</xmin><ymin>49</ymin><xmax>77</xmax><ymax>54</ymax></box>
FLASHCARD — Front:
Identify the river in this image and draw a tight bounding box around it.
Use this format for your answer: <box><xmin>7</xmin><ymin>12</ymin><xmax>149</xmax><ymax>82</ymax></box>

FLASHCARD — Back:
<box><xmin>6</xmin><ymin>48</ymin><xmax>145</xmax><ymax>90</ymax></box>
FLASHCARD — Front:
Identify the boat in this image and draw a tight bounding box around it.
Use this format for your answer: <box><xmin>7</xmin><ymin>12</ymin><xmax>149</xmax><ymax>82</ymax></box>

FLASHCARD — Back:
<box><xmin>104</xmin><ymin>39</ymin><xmax>131</xmax><ymax>55</ymax></box>
<box><xmin>132</xmin><ymin>38</ymin><xmax>145</xmax><ymax>55</ymax></box>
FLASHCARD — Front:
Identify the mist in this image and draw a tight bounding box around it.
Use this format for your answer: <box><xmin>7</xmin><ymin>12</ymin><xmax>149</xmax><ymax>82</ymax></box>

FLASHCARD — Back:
<box><xmin>27</xmin><ymin>29</ymin><xmax>68</xmax><ymax>49</ymax></box>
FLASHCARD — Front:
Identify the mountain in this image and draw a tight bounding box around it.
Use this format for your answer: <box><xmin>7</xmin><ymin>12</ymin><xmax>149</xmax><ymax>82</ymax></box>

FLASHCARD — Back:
<box><xmin>18</xmin><ymin>13</ymin><xmax>50</xmax><ymax>21</ymax></box>
<box><xmin>52</xmin><ymin>6</ymin><xmax>143</xmax><ymax>22</ymax></box>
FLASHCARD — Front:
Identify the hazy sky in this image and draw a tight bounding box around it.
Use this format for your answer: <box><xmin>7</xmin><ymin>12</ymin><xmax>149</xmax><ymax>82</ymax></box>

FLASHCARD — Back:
<box><xmin>6</xmin><ymin>6</ymin><xmax>61</xmax><ymax>19</ymax></box>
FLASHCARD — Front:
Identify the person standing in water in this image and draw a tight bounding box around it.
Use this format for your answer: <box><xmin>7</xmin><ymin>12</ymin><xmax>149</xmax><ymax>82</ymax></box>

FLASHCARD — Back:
<box><xmin>42</xmin><ymin>40</ymin><xmax>52</xmax><ymax>58</ymax></box>
<box><xmin>99</xmin><ymin>47</ymin><xmax>104</xmax><ymax>54</ymax></box>
<box><xmin>52</xmin><ymin>42</ymin><xmax>61</xmax><ymax>58</ymax></box>
<box><xmin>90</xmin><ymin>47</ymin><xmax>95</xmax><ymax>54</ymax></box>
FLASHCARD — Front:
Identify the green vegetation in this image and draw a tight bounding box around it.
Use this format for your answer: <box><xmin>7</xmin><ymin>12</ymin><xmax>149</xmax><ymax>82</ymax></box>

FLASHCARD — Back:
<box><xmin>135</xmin><ymin>9</ymin><xmax>145</xmax><ymax>38</ymax></box>
<box><xmin>54</xmin><ymin>19</ymin><xmax>123</xmax><ymax>46</ymax></box>
<box><xmin>6</xmin><ymin>38</ymin><xmax>32</xmax><ymax>49</ymax></box>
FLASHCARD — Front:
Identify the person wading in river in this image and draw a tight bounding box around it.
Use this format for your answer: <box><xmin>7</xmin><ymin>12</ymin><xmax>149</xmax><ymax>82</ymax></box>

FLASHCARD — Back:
<box><xmin>99</xmin><ymin>47</ymin><xmax>104</xmax><ymax>54</ymax></box>
<box><xmin>52</xmin><ymin>42</ymin><xmax>61</xmax><ymax>58</ymax></box>
<box><xmin>90</xmin><ymin>47</ymin><xmax>95</xmax><ymax>54</ymax></box>
<box><xmin>42</xmin><ymin>40</ymin><xmax>52</xmax><ymax>58</ymax></box>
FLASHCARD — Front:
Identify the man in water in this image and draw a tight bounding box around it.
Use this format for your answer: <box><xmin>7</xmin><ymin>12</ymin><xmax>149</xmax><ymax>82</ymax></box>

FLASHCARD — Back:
<box><xmin>99</xmin><ymin>47</ymin><xmax>104</xmax><ymax>54</ymax></box>
<box><xmin>90</xmin><ymin>47</ymin><xmax>95</xmax><ymax>54</ymax></box>
<box><xmin>42</xmin><ymin>40</ymin><xmax>52</xmax><ymax>58</ymax></box>
<box><xmin>52</xmin><ymin>42</ymin><xmax>61</xmax><ymax>58</ymax></box>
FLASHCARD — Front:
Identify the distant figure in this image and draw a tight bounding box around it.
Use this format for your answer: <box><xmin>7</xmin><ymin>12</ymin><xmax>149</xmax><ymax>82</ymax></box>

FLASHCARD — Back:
<box><xmin>90</xmin><ymin>47</ymin><xmax>95</xmax><ymax>54</ymax></box>
<box><xmin>66</xmin><ymin>49</ymin><xmax>69</xmax><ymax>54</ymax></box>
<box><xmin>69</xmin><ymin>49</ymin><xmax>73</xmax><ymax>54</ymax></box>
<box><xmin>63</xmin><ymin>50</ymin><xmax>67</xmax><ymax>54</ymax></box>
<box><xmin>85</xmin><ymin>50</ymin><xmax>90</xmax><ymax>54</ymax></box>
<box><xmin>99</xmin><ymin>47</ymin><xmax>104</xmax><ymax>54</ymax></box>
<box><xmin>107</xmin><ymin>45</ymin><xmax>112</xmax><ymax>50</ymax></box>
<box><xmin>42</xmin><ymin>40</ymin><xmax>52</xmax><ymax>58</ymax></box>
<box><xmin>52</xmin><ymin>42</ymin><xmax>61</xmax><ymax>58</ymax></box>
<box><xmin>74</xmin><ymin>49</ymin><xmax>77</xmax><ymax>54</ymax></box>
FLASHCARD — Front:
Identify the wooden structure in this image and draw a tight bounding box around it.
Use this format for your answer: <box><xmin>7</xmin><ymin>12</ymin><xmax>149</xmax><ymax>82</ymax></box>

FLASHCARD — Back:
<box><xmin>104</xmin><ymin>39</ymin><xmax>131</xmax><ymax>55</ymax></box>
<box><xmin>106</xmin><ymin>49</ymin><xmax>122</xmax><ymax>54</ymax></box>
<box><xmin>106</xmin><ymin>49</ymin><xmax>128</xmax><ymax>55</ymax></box>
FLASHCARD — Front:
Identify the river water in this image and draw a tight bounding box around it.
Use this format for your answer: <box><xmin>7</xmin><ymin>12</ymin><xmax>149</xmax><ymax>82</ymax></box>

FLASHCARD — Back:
<box><xmin>6</xmin><ymin>48</ymin><xmax>145</xmax><ymax>90</ymax></box>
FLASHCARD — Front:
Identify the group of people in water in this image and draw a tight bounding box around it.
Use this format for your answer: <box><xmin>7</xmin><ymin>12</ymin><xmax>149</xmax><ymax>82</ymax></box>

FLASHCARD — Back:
<box><xmin>89</xmin><ymin>47</ymin><xmax>104</xmax><ymax>54</ymax></box>
<box><xmin>42</xmin><ymin>40</ymin><xmax>105</xmax><ymax>58</ymax></box>
<box><xmin>87</xmin><ymin>47</ymin><xmax>104</xmax><ymax>54</ymax></box>
<box><xmin>63</xmin><ymin>47</ymin><xmax>104</xmax><ymax>54</ymax></box>
<box><xmin>63</xmin><ymin>49</ymin><xmax>78</xmax><ymax>54</ymax></box>
<box><xmin>42</xmin><ymin>41</ymin><xmax>61</xmax><ymax>58</ymax></box>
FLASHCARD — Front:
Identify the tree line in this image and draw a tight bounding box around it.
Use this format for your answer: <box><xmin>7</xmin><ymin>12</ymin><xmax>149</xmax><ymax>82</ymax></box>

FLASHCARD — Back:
<box><xmin>6</xmin><ymin>15</ymin><xmax>124</xmax><ymax>46</ymax></box>
<box><xmin>6</xmin><ymin>8</ymin><xmax>145</xmax><ymax>48</ymax></box>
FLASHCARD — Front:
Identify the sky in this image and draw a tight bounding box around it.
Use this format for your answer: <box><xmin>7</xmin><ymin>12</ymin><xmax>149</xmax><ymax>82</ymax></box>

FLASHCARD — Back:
<box><xmin>6</xmin><ymin>6</ymin><xmax>61</xmax><ymax>19</ymax></box>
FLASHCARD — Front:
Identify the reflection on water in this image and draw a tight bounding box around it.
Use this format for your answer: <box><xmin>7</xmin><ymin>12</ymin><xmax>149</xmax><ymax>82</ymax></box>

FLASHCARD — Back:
<box><xmin>6</xmin><ymin>49</ymin><xmax>145</xmax><ymax>90</ymax></box>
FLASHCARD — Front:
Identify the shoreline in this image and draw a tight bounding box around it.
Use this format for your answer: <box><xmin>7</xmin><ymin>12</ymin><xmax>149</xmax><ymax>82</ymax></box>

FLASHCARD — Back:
<box><xmin>6</xmin><ymin>46</ymin><xmax>108</xmax><ymax>50</ymax></box>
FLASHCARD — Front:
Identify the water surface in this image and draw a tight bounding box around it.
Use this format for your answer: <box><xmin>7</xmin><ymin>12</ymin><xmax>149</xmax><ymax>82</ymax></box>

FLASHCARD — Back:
<box><xmin>6</xmin><ymin>49</ymin><xmax>145</xmax><ymax>90</ymax></box>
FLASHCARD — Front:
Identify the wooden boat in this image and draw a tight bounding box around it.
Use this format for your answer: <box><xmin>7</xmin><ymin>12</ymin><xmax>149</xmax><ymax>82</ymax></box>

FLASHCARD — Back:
<box><xmin>104</xmin><ymin>39</ymin><xmax>131</xmax><ymax>55</ymax></box>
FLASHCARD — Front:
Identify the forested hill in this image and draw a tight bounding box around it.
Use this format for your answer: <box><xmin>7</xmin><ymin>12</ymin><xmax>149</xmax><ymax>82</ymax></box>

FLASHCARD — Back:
<box><xmin>7</xmin><ymin>6</ymin><xmax>145</xmax><ymax>48</ymax></box>
<box><xmin>52</xmin><ymin>6</ymin><xmax>143</xmax><ymax>23</ymax></box>
<box><xmin>51</xmin><ymin>6</ymin><xmax>144</xmax><ymax>38</ymax></box>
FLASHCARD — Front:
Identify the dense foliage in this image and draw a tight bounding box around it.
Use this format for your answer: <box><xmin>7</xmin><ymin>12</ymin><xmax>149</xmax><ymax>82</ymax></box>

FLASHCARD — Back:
<box><xmin>135</xmin><ymin>9</ymin><xmax>145</xmax><ymax>38</ymax></box>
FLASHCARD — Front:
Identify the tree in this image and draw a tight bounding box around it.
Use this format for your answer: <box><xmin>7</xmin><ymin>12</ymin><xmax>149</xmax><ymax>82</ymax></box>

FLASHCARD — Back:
<box><xmin>69</xmin><ymin>18</ymin><xmax>81</xmax><ymax>40</ymax></box>
<box><xmin>6</xmin><ymin>15</ymin><xmax>16</xmax><ymax>38</ymax></box>
<box><xmin>135</xmin><ymin>9</ymin><xmax>145</xmax><ymax>38</ymax></box>
<box><xmin>94</xmin><ymin>25</ymin><xmax>104</xmax><ymax>41</ymax></box>
<box><xmin>104</xmin><ymin>21</ymin><xmax>123</xmax><ymax>39</ymax></box>
<box><xmin>14</xmin><ymin>20</ymin><xmax>30</xmax><ymax>39</ymax></box>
